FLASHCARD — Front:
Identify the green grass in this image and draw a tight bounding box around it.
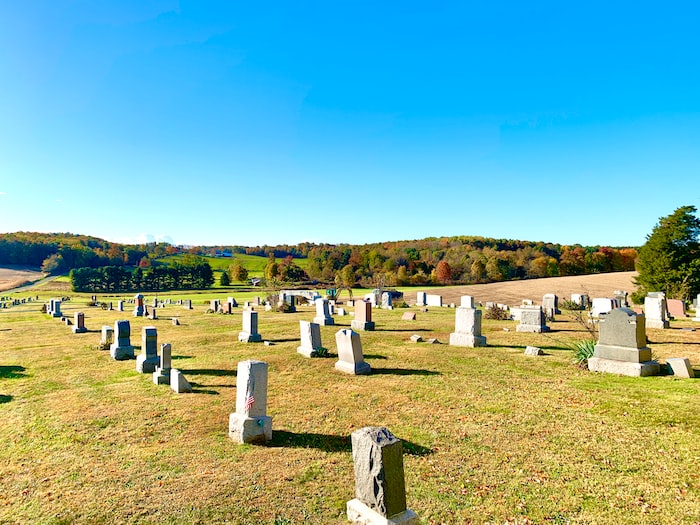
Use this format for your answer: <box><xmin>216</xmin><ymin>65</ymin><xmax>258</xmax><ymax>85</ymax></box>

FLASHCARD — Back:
<box><xmin>156</xmin><ymin>254</ymin><xmax>308</xmax><ymax>278</ymax></box>
<box><xmin>1</xmin><ymin>290</ymin><xmax>699</xmax><ymax>524</ymax></box>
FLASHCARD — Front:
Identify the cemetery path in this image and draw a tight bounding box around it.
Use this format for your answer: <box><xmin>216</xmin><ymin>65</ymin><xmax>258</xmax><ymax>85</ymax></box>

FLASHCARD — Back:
<box><xmin>403</xmin><ymin>271</ymin><xmax>638</xmax><ymax>306</ymax></box>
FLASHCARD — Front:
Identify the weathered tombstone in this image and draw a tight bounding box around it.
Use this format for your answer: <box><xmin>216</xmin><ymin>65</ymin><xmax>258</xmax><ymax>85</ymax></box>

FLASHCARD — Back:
<box><xmin>51</xmin><ymin>299</ymin><xmax>62</xmax><ymax>318</ymax></box>
<box><xmin>210</xmin><ymin>299</ymin><xmax>220</xmax><ymax>312</ymax></box>
<box><xmin>170</xmin><ymin>369</ymin><xmax>192</xmax><ymax>393</ymax></box>
<box><xmin>521</xmin><ymin>299</ymin><xmax>533</xmax><ymax>306</ymax></box>
<box><xmin>133</xmin><ymin>293</ymin><xmax>145</xmax><ymax>317</ymax></box>
<box><xmin>381</xmin><ymin>292</ymin><xmax>393</xmax><ymax>310</ymax></box>
<box><xmin>449</xmin><ymin>307</ymin><xmax>487</xmax><ymax>347</ymax></box>
<box><xmin>409</xmin><ymin>334</ymin><xmax>423</xmax><ymax>343</ymax></box>
<box><xmin>183</xmin><ymin>299</ymin><xmax>192</xmax><ymax>310</ymax></box>
<box><xmin>153</xmin><ymin>343</ymin><xmax>172</xmax><ymax>384</ymax></box>
<box><xmin>667</xmin><ymin>299</ymin><xmax>687</xmax><ymax>319</ymax></box>
<box><xmin>516</xmin><ymin>307</ymin><xmax>550</xmax><ymax>333</ymax></box>
<box><xmin>221</xmin><ymin>301</ymin><xmax>232</xmax><ymax>315</ymax></box>
<box><xmin>110</xmin><ymin>320</ymin><xmax>134</xmax><ymax>360</ymax></box>
<box><xmin>665</xmin><ymin>357</ymin><xmax>695</xmax><ymax>378</ymax></box>
<box><xmin>510</xmin><ymin>306</ymin><xmax>522</xmax><ymax>321</ymax></box>
<box><xmin>172</xmin><ymin>317</ymin><xmax>180</xmax><ymax>326</ymax></box>
<box><xmin>313</xmin><ymin>298</ymin><xmax>335</xmax><ymax>326</ymax></box>
<box><xmin>570</xmin><ymin>294</ymin><xmax>588</xmax><ymax>309</ymax></box>
<box><xmin>426</xmin><ymin>294</ymin><xmax>442</xmax><ymax>307</ymax></box>
<box><xmin>297</xmin><ymin>320</ymin><xmax>323</xmax><ymax>357</ymax></box>
<box><xmin>347</xmin><ymin>426</ymin><xmax>418</xmax><ymax>525</ymax></box>
<box><xmin>117</xmin><ymin>300</ymin><xmax>124</xmax><ymax>312</ymax></box>
<box><xmin>614</xmin><ymin>290</ymin><xmax>629</xmax><ymax>308</ymax></box>
<box><xmin>401</xmin><ymin>312</ymin><xmax>416</xmax><ymax>321</ymax></box>
<box><xmin>335</xmin><ymin>329</ymin><xmax>371</xmax><ymax>375</ymax></box>
<box><xmin>229</xmin><ymin>360</ymin><xmax>272</xmax><ymax>444</ymax></box>
<box><xmin>588</xmin><ymin>308</ymin><xmax>659</xmax><ymax>377</ymax></box>
<box><xmin>542</xmin><ymin>293</ymin><xmax>560</xmax><ymax>317</ymax></box>
<box><xmin>100</xmin><ymin>325</ymin><xmax>114</xmax><ymax>347</ymax></box>
<box><xmin>524</xmin><ymin>346</ymin><xmax>543</xmax><ymax>356</ymax></box>
<box><xmin>238</xmin><ymin>310</ymin><xmax>262</xmax><ymax>342</ymax></box>
<box><xmin>415</xmin><ymin>292</ymin><xmax>426</xmax><ymax>307</ymax></box>
<box><xmin>72</xmin><ymin>312</ymin><xmax>87</xmax><ymax>334</ymax></box>
<box><xmin>136</xmin><ymin>326</ymin><xmax>159</xmax><ymax>373</ymax></box>
<box><xmin>460</xmin><ymin>295</ymin><xmax>475</xmax><ymax>308</ymax></box>
<box><xmin>351</xmin><ymin>301</ymin><xmax>375</xmax><ymax>331</ymax></box>
<box><xmin>644</xmin><ymin>294</ymin><xmax>669</xmax><ymax>329</ymax></box>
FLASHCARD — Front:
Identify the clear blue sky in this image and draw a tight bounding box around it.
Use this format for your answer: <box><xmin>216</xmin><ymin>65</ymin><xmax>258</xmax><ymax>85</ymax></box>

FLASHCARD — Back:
<box><xmin>1</xmin><ymin>1</ymin><xmax>698</xmax><ymax>248</ymax></box>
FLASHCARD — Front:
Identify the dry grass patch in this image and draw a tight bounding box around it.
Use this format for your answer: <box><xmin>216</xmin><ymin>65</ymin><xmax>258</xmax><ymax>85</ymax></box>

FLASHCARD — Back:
<box><xmin>0</xmin><ymin>288</ymin><xmax>699</xmax><ymax>524</ymax></box>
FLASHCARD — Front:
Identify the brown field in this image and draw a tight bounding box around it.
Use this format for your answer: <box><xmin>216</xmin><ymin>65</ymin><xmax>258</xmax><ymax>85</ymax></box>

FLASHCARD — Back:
<box><xmin>0</xmin><ymin>266</ymin><xmax>46</xmax><ymax>292</ymax></box>
<box><xmin>404</xmin><ymin>271</ymin><xmax>638</xmax><ymax>306</ymax></box>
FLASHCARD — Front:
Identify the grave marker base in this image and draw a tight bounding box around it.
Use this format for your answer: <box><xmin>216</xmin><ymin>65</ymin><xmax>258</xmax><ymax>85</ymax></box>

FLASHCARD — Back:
<box><xmin>448</xmin><ymin>333</ymin><xmax>486</xmax><ymax>347</ymax></box>
<box><xmin>351</xmin><ymin>321</ymin><xmax>375</xmax><ymax>331</ymax></box>
<box><xmin>346</xmin><ymin>499</ymin><xmax>418</xmax><ymax>525</ymax></box>
<box><xmin>228</xmin><ymin>413</ymin><xmax>272</xmax><ymax>444</ymax></box>
<box><xmin>588</xmin><ymin>357</ymin><xmax>659</xmax><ymax>377</ymax></box>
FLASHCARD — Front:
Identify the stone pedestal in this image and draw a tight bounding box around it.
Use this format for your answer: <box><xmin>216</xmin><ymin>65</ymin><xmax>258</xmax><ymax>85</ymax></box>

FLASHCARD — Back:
<box><xmin>448</xmin><ymin>307</ymin><xmax>486</xmax><ymax>348</ymax></box>
<box><xmin>229</xmin><ymin>360</ymin><xmax>272</xmax><ymax>444</ymax></box>
<box><xmin>335</xmin><ymin>329</ymin><xmax>371</xmax><ymax>375</ymax></box>
<box><xmin>110</xmin><ymin>320</ymin><xmax>134</xmax><ymax>360</ymax></box>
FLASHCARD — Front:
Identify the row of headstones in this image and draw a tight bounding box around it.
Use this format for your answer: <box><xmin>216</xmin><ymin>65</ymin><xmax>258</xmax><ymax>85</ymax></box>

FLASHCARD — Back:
<box><xmin>643</xmin><ymin>292</ymin><xmax>700</xmax><ymax>327</ymax></box>
<box><xmin>101</xmin><ymin>320</ymin><xmax>192</xmax><ymax>392</ymax></box>
<box><xmin>0</xmin><ymin>295</ymin><xmax>38</xmax><ymax>308</ymax></box>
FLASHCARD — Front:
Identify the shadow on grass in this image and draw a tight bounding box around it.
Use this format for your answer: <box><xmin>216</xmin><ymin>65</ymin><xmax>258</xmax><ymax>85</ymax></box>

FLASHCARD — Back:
<box><xmin>270</xmin><ymin>430</ymin><xmax>433</xmax><ymax>456</ymax></box>
<box><xmin>375</xmin><ymin>328</ymin><xmax>432</xmax><ymax>333</ymax></box>
<box><xmin>171</xmin><ymin>355</ymin><xmax>194</xmax><ymax>360</ymax></box>
<box><xmin>188</xmin><ymin>383</ymin><xmax>221</xmax><ymax>395</ymax></box>
<box><xmin>265</xmin><ymin>338</ymin><xmax>300</xmax><ymax>344</ymax></box>
<box><xmin>184</xmin><ymin>368</ymin><xmax>237</xmax><ymax>377</ymax></box>
<box><xmin>0</xmin><ymin>365</ymin><xmax>26</xmax><ymax>379</ymax></box>
<box><xmin>370</xmin><ymin>367</ymin><xmax>441</xmax><ymax>376</ymax></box>
<box><xmin>362</xmin><ymin>354</ymin><xmax>388</xmax><ymax>360</ymax></box>
<box><xmin>0</xmin><ymin>394</ymin><xmax>13</xmax><ymax>404</ymax></box>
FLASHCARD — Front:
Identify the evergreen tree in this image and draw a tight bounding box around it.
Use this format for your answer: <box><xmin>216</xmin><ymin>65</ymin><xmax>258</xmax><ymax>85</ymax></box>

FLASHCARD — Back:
<box><xmin>219</xmin><ymin>271</ymin><xmax>231</xmax><ymax>286</ymax></box>
<box><xmin>634</xmin><ymin>206</ymin><xmax>700</xmax><ymax>301</ymax></box>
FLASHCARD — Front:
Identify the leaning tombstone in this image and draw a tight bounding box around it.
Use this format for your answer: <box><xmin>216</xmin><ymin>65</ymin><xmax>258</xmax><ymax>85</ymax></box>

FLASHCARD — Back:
<box><xmin>153</xmin><ymin>343</ymin><xmax>172</xmax><ymax>384</ymax></box>
<box><xmin>588</xmin><ymin>308</ymin><xmax>659</xmax><ymax>377</ymax></box>
<box><xmin>351</xmin><ymin>301</ymin><xmax>375</xmax><ymax>331</ymax></box>
<box><xmin>170</xmin><ymin>369</ymin><xmax>192</xmax><ymax>393</ymax></box>
<box><xmin>449</xmin><ymin>307</ymin><xmax>486</xmax><ymax>347</ymax></box>
<box><xmin>238</xmin><ymin>310</ymin><xmax>262</xmax><ymax>342</ymax></box>
<box><xmin>136</xmin><ymin>326</ymin><xmax>159</xmax><ymax>373</ymax></box>
<box><xmin>347</xmin><ymin>426</ymin><xmax>418</xmax><ymax>525</ymax></box>
<box><xmin>229</xmin><ymin>360</ymin><xmax>272</xmax><ymax>444</ymax></box>
<box><xmin>516</xmin><ymin>306</ymin><xmax>550</xmax><ymax>333</ymax></box>
<box><xmin>666</xmin><ymin>299</ymin><xmax>687</xmax><ymax>319</ymax></box>
<box><xmin>665</xmin><ymin>357</ymin><xmax>695</xmax><ymax>378</ymax></box>
<box><xmin>72</xmin><ymin>312</ymin><xmax>87</xmax><ymax>334</ymax></box>
<box><xmin>335</xmin><ymin>329</ymin><xmax>371</xmax><ymax>375</ymax></box>
<box><xmin>524</xmin><ymin>346</ymin><xmax>543</xmax><ymax>356</ymax></box>
<box><xmin>110</xmin><ymin>320</ymin><xmax>135</xmax><ymax>360</ymax></box>
<box><xmin>133</xmin><ymin>293</ymin><xmax>145</xmax><ymax>317</ymax></box>
<box><xmin>297</xmin><ymin>320</ymin><xmax>323</xmax><ymax>357</ymax></box>
<box><xmin>313</xmin><ymin>298</ymin><xmax>335</xmax><ymax>326</ymax></box>
<box><xmin>644</xmin><ymin>293</ymin><xmax>669</xmax><ymax>329</ymax></box>
<box><xmin>401</xmin><ymin>312</ymin><xmax>416</xmax><ymax>321</ymax></box>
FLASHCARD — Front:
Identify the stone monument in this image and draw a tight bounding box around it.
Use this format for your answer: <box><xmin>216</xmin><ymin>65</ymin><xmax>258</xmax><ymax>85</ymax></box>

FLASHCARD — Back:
<box><xmin>448</xmin><ymin>307</ymin><xmax>486</xmax><ymax>347</ymax></box>
<box><xmin>335</xmin><ymin>329</ymin><xmax>371</xmax><ymax>375</ymax></box>
<box><xmin>110</xmin><ymin>320</ymin><xmax>134</xmax><ymax>360</ymax></box>
<box><xmin>644</xmin><ymin>293</ymin><xmax>669</xmax><ymax>329</ymax></box>
<box><xmin>229</xmin><ymin>360</ymin><xmax>272</xmax><ymax>444</ymax></box>
<box><xmin>351</xmin><ymin>300</ymin><xmax>375</xmax><ymax>331</ymax></box>
<box><xmin>136</xmin><ymin>326</ymin><xmax>160</xmax><ymax>373</ymax></box>
<box><xmin>297</xmin><ymin>320</ymin><xmax>323</xmax><ymax>357</ymax></box>
<box><xmin>72</xmin><ymin>312</ymin><xmax>87</xmax><ymax>334</ymax></box>
<box><xmin>313</xmin><ymin>298</ymin><xmax>335</xmax><ymax>326</ymax></box>
<box><xmin>153</xmin><ymin>343</ymin><xmax>172</xmax><ymax>385</ymax></box>
<box><xmin>516</xmin><ymin>306</ymin><xmax>550</xmax><ymax>333</ymax></box>
<box><xmin>133</xmin><ymin>293</ymin><xmax>145</xmax><ymax>317</ymax></box>
<box><xmin>238</xmin><ymin>310</ymin><xmax>262</xmax><ymax>342</ymax></box>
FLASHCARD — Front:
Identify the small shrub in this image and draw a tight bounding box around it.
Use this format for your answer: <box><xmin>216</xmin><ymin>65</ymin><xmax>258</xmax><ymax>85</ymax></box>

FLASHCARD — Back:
<box><xmin>86</xmin><ymin>300</ymin><xmax>98</xmax><ymax>307</ymax></box>
<box><xmin>560</xmin><ymin>299</ymin><xmax>583</xmax><ymax>311</ymax></box>
<box><xmin>571</xmin><ymin>339</ymin><xmax>596</xmax><ymax>367</ymax></box>
<box><xmin>393</xmin><ymin>300</ymin><xmax>409</xmax><ymax>308</ymax></box>
<box><xmin>277</xmin><ymin>302</ymin><xmax>294</xmax><ymax>313</ymax></box>
<box><xmin>314</xmin><ymin>347</ymin><xmax>329</xmax><ymax>358</ymax></box>
<box><xmin>483</xmin><ymin>304</ymin><xmax>510</xmax><ymax>320</ymax></box>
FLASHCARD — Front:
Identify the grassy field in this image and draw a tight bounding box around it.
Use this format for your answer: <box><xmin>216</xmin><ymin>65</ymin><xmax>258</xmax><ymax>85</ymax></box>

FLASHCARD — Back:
<box><xmin>156</xmin><ymin>254</ymin><xmax>308</xmax><ymax>282</ymax></box>
<box><xmin>1</xmin><ymin>280</ymin><xmax>699</xmax><ymax>524</ymax></box>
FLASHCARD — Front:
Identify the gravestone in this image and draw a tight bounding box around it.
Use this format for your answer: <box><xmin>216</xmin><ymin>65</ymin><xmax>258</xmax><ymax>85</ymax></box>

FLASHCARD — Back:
<box><xmin>337</xmin><ymin>307</ymin><xmax>347</xmax><ymax>316</ymax></box>
<box><xmin>229</xmin><ymin>360</ymin><xmax>272</xmax><ymax>444</ymax></box>
<box><xmin>510</xmin><ymin>306</ymin><xmax>522</xmax><ymax>321</ymax></box>
<box><xmin>297</xmin><ymin>320</ymin><xmax>323</xmax><ymax>357</ymax></box>
<box><xmin>542</xmin><ymin>293</ymin><xmax>560</xmax><ymax>317</ymax></box>
<box><xmin>347</xmin><ymin>426</ymin><xmax>418</xmax><ymax>525</ymax></box>
<box><xmin>460</xmin><ymin>295</ymin><xmax>475</xmax><ymax>308</ymax></box>
<box><xmin>152</xmin><ymin>298</ymin><xmax>158</xmax><ymax>308</ymax></box>
<box><xmin>351</xmin><ymin>301</ymin><xmax>375</xmax><ymax>331</ymax></box>
<box><xmin>238</xmin><ymin>310</ymin><xmax>262</xmax><ymax>342</ymax></box>
<box><xmin>449</xmin><ymin>307</ymin><xmax>486</xmax><ymax>347</ymax></box>
<box><xmin>136</xmin><ymin>326</ymin><xmax>159</xmax><ymax>373</ymax></box>
<box><xmin>153</xmin><ymin>343</ymin><xmax>172</xmax><ymax>384</ymax></box>
<box><xmin>100</xmin><ymin>325</ymin><xmax>114</xmax><ymax>347</ymax></box>
<box><xmin>227</xmin><ymin>297</ymin><xmax>238</xmax><ymax>307</ymax></box>
<box><xmin>644</xmin><ymin>294</ymin><xmax>669</xmax><ymax>329</ymax></box>
<box><xmin>313</xmin><ymin>298</ymin><xmax>335</xmax><ymax>326</ymax></box>
<box><xmin>667</xmin><ymin>299</ymin><xmax>687</xmax><ymax>319</ymax></box>
<box><xmin>172</xmin><ymin>317</ymin><xmax>180</xmax><ymax>326</ymax></box>
<box><xmin>335</xmin><ymin>329</ymin><xmax>371</xmax><ymax>375</ymax></box>
<box><xmin>516</xmin><ymin>307</ymin><xmax>550</xmax><ymax>333</ymax></box>
<box><xmin>588</xmin><ymin>308</ymin><xmax>659</xmax><ymax>377</ymax></box>
<box><xmin>401</xmin><ymin>312</ymin><xmax>416</xmax><ymax>321</ymax></box>
<box><xmin>570</xmin><ymin>294</ymin><xmax>588</xmax><ymax>309</ymax></box>
<box><xmin>426</xmin><ymin>294</ymin><xmax>442</xmax><ymax>307</ymax></box>
<box><xmin>666</xmin><ymin>357</ymin><xmax>695</xmax><ymax>378</ymax></box>
<box><xmin>524</xmin><ymin>346</ymin><xmax>543</xmax><ymax>356</ymax></box>
<box><xmin>210</xmin><ymin>299</ymin><xmax>220</xmax><ymax>312</ymax></box>
<box><xmin>381</xmin><ymin>292</ymin><xmax>393</xmax><ymax>310</ymax></box>
<box><xmin>170</xmin><ymin>369</ymin><xmax>192</xmax><ymax>393</ymax></box>
<box><xmin>415</xmin><ymin>292</ymin><xmax>426</xmax><ymax>307</ymax></box>
<box><xmin>51</xmin><ymin>299</ymin><xmax>62</xmax><ymax>318</ymax></box>
<box><xmin>72</xmin><ymin>312</ymin><xmax>87</xmax><ymax>334</ymax></box>
<box><xmin>409</xmin><ymin>334</ymin><xmax>422</xmax><ymax>343</ymax></box>
<box><xmin>108</xmin><ymin>301</ymin><xmax>113</xmax><ymax>311</ymax></box>
<box><xmin>591</xmin><ymin>298</ymin><xmax>616</xmax><ymax>318</ymax></box>
<box><xmin>117</xmin><ymin>300</ymin><xmax>124</xmax><ymax>312</ymax></box>
<box><xmin>614</xmin><ymin>290</ymin><xmax>629</xmax><ymax>308</ymax></box>
<box><xmin>133</xmin><ymin>293</ymin><xmax>145</xmax><ymax>317</ymax></box>
<box><xmin>221</xmin><ymin>301</ymin><xmax>232</xmax><ymax>315</ymax></box>
<box><xmin>694</xmin><ymin>294</ymin><xmax>700</xmax><ymax>322</ymax></box>
<box><xmin>183</xmin><ymin>299</ymin><xmax>192</xmax><ymax>310</ymax></box>
<box><xmin>110</xmin><ymin>320</ymin><xmax>134</xmax><ymax>360</ymax></box>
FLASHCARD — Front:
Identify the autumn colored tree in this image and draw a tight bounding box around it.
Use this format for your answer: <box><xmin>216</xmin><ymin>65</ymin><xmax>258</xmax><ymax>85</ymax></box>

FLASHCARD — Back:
<box><xmin>435</xmin><ymin>260</ymin><xmax>452</xmax><ymax>284</ymax></box>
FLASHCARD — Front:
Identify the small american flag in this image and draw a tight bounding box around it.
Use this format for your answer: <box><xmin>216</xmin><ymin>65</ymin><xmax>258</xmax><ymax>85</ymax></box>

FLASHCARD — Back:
<box><xmin>244</xmin><ymin>392</ymin><xmax>255</xmax><ymax>411</ymax></box>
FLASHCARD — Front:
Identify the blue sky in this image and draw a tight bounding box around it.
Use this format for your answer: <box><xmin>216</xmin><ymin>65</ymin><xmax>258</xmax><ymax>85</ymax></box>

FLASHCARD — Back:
<box><xmin>1</xmin><ymin>1</ymin><xmax>698</xmax><ymax>247</ymax></box>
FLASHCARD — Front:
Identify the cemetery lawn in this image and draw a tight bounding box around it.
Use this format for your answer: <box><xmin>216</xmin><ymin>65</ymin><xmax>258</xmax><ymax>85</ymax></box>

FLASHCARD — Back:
<box><xmin>1</xmin><ymin>277</ymin><xmax>699</xmax><ymax>524</ymax></box>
